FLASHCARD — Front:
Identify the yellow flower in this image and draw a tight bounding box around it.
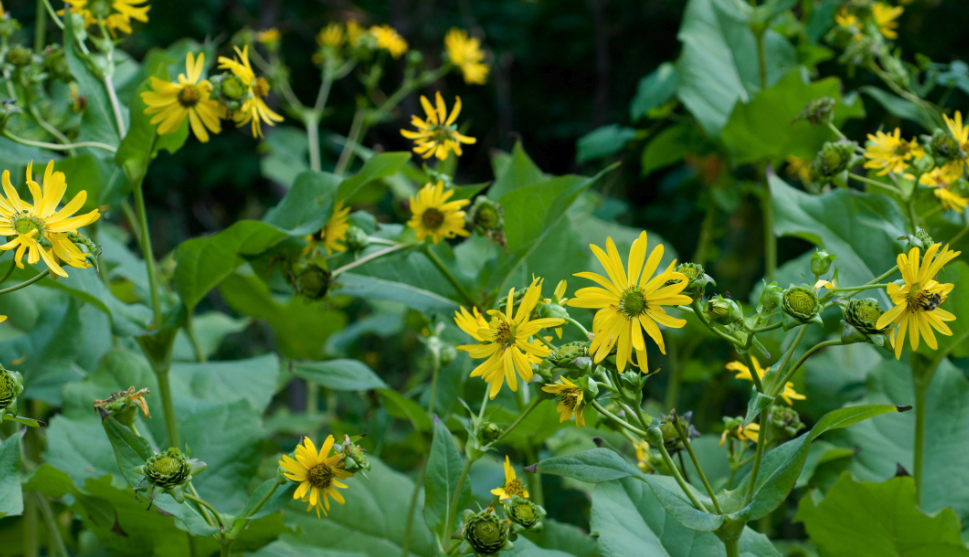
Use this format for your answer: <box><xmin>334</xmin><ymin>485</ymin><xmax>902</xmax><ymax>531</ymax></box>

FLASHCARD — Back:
<box><xmin>62</xmin><ymin>0</ymin><xmax>149</xmax><ymax>35</ymax></box>
<box><xmin>934</xmin><ymin>188</ymin><xmax>969</xmax><ymax>213</ymax></box>
<box><xmin>876</xmin><ymin>243</ymin><xmax>961</xmax><ymax>359</ymax></box>
<box><xmin>370</xmin><ymin>25</ymin><xmax>407</xmax><ymax>58</ymax></box>
<box><xmin>539</xmin><ymin>280</ymin><xmax>569</xmax><ymax>338</ymax></box>
<box><xmin>0</xmin><ymin>161</ymin><xmax>101</xmax><ymax>277</ymax></box>
<box><xmin>346</xmin><ymin>20</ymin><xmax>362</xmax><ymax>46</ymax></box>
<box><xmin>863</xmin><ymin>128</ymin><xmax>921</xmax><ymax>175</ymax></box>
<box><xmin>401</xmin><ymin>92</ymin><xmax>477</xmax><ymax>160</ymax></box>
<box><xmin>944</xmin><ymin>110</ymin><xmax>969</xmax><ymax>168</ymax></box>
<box><xmin>445</xmin><ymin>29</ymin><xmax>489</xmax><ymax>85</ymax></box>
<box><xmin>785</xmin><ymin>156</ymin><xmax>812</xmax><ymax>183</ymax></box>
<box><xmin>141</xmin><ymin>52</ymin><xmax>223</xmax><ymax>143</ymax></box>
<box><xmin>541</xmin><ymin>376</ymin><xmax>586</xmax><ymax>428</ymax></box>
<box><xmin>490</xmin><ymin>456</ymin><xmax>529</xmax><ymax>499</ymax></box>
<box><xmin>834</xmin><ymin>7</ymin><xmax>859</xmax><ymax>28</ymax></box>
<box><xmin>257</xmin><ymin>28</ymin><xmax>280</xmax><ymax>44</ymax></box>
<box><xmin>719</xmin><ymin>422</ymin><xmax>760</xmax><ymax>446</ymax></box>
<box><xmin>633</xmin><ymin>439</ymin><xmax>653</xmax><ymax>473</ymax></box>
<box><xmin>920</xmin><ymin>163</ymin><xmax>968</xmax><ymax>213</ymax></box>
<box><xmin>304</xmin><ymin>202</ymin><xmax>350</xmax><ymax>255</ymax></box>
<box><xmin>872</xmin><ymin>2</ymin><xmax>903</xmax><ymax>39</ymax></box>
<box><xmin>278</xmin><ymin>435</ymin><xmax>354</xmax><ymax>518</ymax></box>
<box><xmin>218</xmin><ymin>46</ymin><xmax>284</xmax><ymax>138</ymax></box>
<box><xmin>455</xmin><ymin>278</ymin><xmax>564</xmax><ymax>399</ymax></box>
<box><xmin>317</xmin><ymin>23</ymin><xmax>344</xmax><ymax>49</ymax></box>
<box><xmin>726</xmin><ymin>357</ymin><xmax>806</xmax><ymax>405</ymax></box>
<box><xmin>407</xmin><ymin>182</ymin><xmax>470</xmax><ymax>244</ymax></box>
<box><xmin>567</xmin><ymin>232</ymin><xmax>691</xmax><ymax>373</ymax></box>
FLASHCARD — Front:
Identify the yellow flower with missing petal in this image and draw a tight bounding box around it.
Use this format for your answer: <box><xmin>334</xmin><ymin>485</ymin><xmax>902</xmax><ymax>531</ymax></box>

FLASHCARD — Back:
<box><xmin>407</xmin><ymin>182</ymin><xmax>470</xmax><ymax>244</ymax></box>
<box><xmin>863</xmin><ymin>128</ymin><xmax>921</xmax><ymax>175</ymax></box>
<box><xmin>370</xmin><ymin>24</ymin><xmax>407</xmax><ymax>58</ymax></box>
<box><xmin>876</xmin><ymin>243</ymin><xmax>961</xmax><ymax>359</ymax></box>
<box><xmin>62</xmin><ymin>0</ymin><xmax>149</xmax><ymax>36</ymax></box>
<box><xmin>218</xmin><ymin>46</ymin><xmax>284</xmax><ymax>138</ymax></box>
<box><xmin>455</xmin><ymin>278</ymin><xmax>564</xmax><ymax>399</ymax></box>
<box><xmin>304</xmin><ymin>202</ymin><xmax>350</xmax><ymax>255</ymax></box>
<box><xmin>872</xmin><ymin>2</ymin><xmax>903</xmax><ymax>39</ymax></box>
<box><xmin>726</xmin><ymin>357</ymin><xmax>805</xmax><ymax>405</ymax></box>
<box><xmin>568</xmin><ymin>232</ymin><xmax>692</xmax><ymax>373</ymax></box>
<box><xmin>445</xmin><ymin>28</ymin><xmax>489</xmax><ymax>85</ymax></box>
<box><xmin>542</xmin><ymin>376</ymin><xmax>586</xmax><ymax>428</ymax></box>
<box><xmin>0</xmin><ymin>161</ymin><xmax>101</xmax><ymax>277</ymax></box>
<box><xmin>141</xmin><ymin>52</ymin><xmax>223</xmax><ymax>143</ymax></box>
<box><xmin>491</xmin><ymin>456</ymin><xmax>529</xmax><ymax>500</ymax></box>
<box><xmin>401</xmin><ymin>92</ymin><xmax>477</xmax><ymax>160</ymax></box>
<box><xmin>278</xmin><ymin>435</ymin><xmax>354</xmax><ymax>518</ymax></box>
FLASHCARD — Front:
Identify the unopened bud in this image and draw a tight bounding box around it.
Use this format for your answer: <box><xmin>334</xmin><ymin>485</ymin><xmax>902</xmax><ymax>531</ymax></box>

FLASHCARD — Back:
<box><xmin>505</xmin><ymin>495</ymin><xmax>546</xmax><ymax>531</ymax></box>
<box><xmin>810</xmin><ymin>249</ymin><xmax>837</xmax><ymax>277</ymax></box>
<box><xmin>0</xmin><ymin>365</ymin><xmax>24</xmax><ymax>414</ymax></box>
<box><xmin>704</xmin><ymin>294</ymin><xmax>743</xmax><ymax>326</ymax></box>
<box><xmin>781</xmin><ymin>285</ymin><xmax>822</xmax><ymax>329</ymax></box>
<box><xmin>298</xmin><ymin>264</ymin><xmax>331</xmax><ymax>300</ymax></box>
<box><xmin>794</xmin><ymin>97</ymin><xmax>836</xmax><ymax>127</ymax></box>
<box><xmin>463</xmin><ymin>508</ymin><xmax>512</xmax><ymax>556</ymax></box>
<box><xmin>5</xmin><ymin>46</ymin><xmax>31</xmax><ymax>67</ymax></box>
<box><xmin>811</xmin><ymin>142</ymin><xmax>853</xmax><ymax>179</ymax></box>
<box><xmin>133</xmin><ymin>448</ymin><xmax>206</xmax><ymax>503</ymax></box>
<box><xmin>344</xmin><ymin>225</ymin><xmax>369</xmax><ymax>251</ymax></box>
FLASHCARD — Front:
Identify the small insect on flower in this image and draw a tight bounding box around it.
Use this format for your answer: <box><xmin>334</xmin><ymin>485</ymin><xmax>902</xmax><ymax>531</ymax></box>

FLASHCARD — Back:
<box><xmin>726</xmin><ymin>357</ymin><xmax>806</xmax><ymax>405</ymax></box>
<box><xmin>279</xmin><ymin>435</ymin><xmax>354</xmax><ymax>517</ymax></box>
<box><xmin>491</xmin><ymin>456</ymin><xmax>529</xmax><ymax>500</ymax></box>
<box><xmin>863</xmin><ymin>129</ymin><xmax>922</xmax><ymax>176</ymax></box>
<box><xmin>542</xmin><ymin>376</ymin><xmax>587</xmax><ymax>428</ymax></box>
<box><xmin>445</xmin><ymin>28</ymin><xmax>489</xmax><ymax>85</ymax></box>
<box><xmin>400</xmin><ymin>92</ymin><xmax>477</xmax><ymax>161</ymax></box>
<box><xmin>407</xmin><ymin>182</ymin><xmax>470</xmax><ymax>244</ymax></box>
<box><xmin>62</xmin><ymin>0</ymin><xmax>150</xmax><ymax>36</ymax></box>
<box><xmin>304</xmin><ymin>201</ymin><xmax>350</xmax><ymax>255</ymax></box>
<box><xmin>0</xmin><ymin>161</ymin><xmax>101</xmax><ymax>278</ymax></box>
<box><xmin>876</xmin><ymin>243</ymin><xmax>961</xmax><ymax>359</ymax></box>
<box><xmin>455</xmin><ymin>278</ymin><xmax>564</xmax><ymax>399</ymax></box>
<box><xmin>217</xmin><ymin>46</ymin><xmax>284</xmax><ymax>138</ymax></box>
<box><xmin>568</xmin><ymin>231</ymin><xmax>692</xmax><ymax>373</ymax></box>
<box><xmin>142</xmin><ymin>52</ymin><xmax>223</xmax><ymax>143</ymax></box>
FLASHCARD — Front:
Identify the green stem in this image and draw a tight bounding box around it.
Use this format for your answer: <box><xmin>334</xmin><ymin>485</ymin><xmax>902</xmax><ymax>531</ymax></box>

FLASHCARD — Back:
<box><xmin>743</xmin><ymin>408</ymin><xmax>770</xmax><ymax>505</ymax></box>
<box><xmin>334</xmin><ymin>108</ymin><xmax>365</xmax><ymax>176</ymax></box>
<box><xmin>2</xmin><ymin>131</ymin><xmax>117</xmax><ymax>152</ymax></box>
<box><xmin>35</xmin><ymin>493</ymin><xmax>69</xmax><ymax>557</ymax></box>
<box><xmin>773</xmin><ymin>339</ymin><xmax>842</xmax><ymax>396</ymax></box>
<box><xmin>492</xmin><ymin>395</ymin><xmax>543</xmax><ymax>445</ymax></box>
<box><xmin>331</xmin><ymin>242</ymin><xmax>416</xmax><ymax>277</ymax></box>
<box><xmin>131</xmin><ymin>173</ymin><xmax>162</xmax><ymax>325</ymax></box>
<box><xmin>24</xmin><ymin>494</ymin><xmax>38</xmax><ymax>557</ymax></box>
<box><xmin>156</xmin><ymin>368</ymin><xmax>180</xmax><ymax>449</ymax></box>
<box><xmin>401</xmin><ymin>458</ymin><xmax>428</xmax><ymax>557</ymax></box>
<box><xmin>442</xmin><ymin>458</ymin><xmax>474</xmax><ymax>553</ymax></box>
<box><xmin>688</xmin><ymin>299</ymin><xmax>743</xmax><ymax>348</ymax></box>
<box><xmin>723</xmin><ymin>537</ymin><xmax>741</xmax><ymax>557</ymax></box>
<box><xmin>185</xmin><ymin>308</ymin><xmax>207</xmax><ymax>363</ymax></box>
<box><xmin>427</xmin><ymin>348</ymin><xmax>442</xmax><ymax>418</ymax></box>
<box><xmin>656</xmin><ymin>440</ymin><xmax>709</xmax><ymax>512</ymax></box>
<box><xmin>589</xmin><ymin>400</ymin><xmax>650</xmax><ymax>437</ymax></box>
<box><xmin>826</xmin><ymin>122</ymin><xmax>848</xmax><ymax>142</ymax></box>
<box><xmin>565</xmin><ymin>317</ymin><xmax>590</xmax><ymax>337</ymax></box>
<box><xmin>221</xmin><ymin>542</ymin><xmax>233</xmax><ymax>557</ymax></box>
<box><xmin>830</xmin><ymin>284</ymin><xmax>890</xmax><ymax>293</ymax></box>
<box><xmin>477</xmin><ymin>389</ymin><xmax>490</xmax><ymax>423</ymax></box>
<box><xmin>0</xmin><ymin>270</ymin><xmax>50</xmax><ymax>296</ymax></box>
<box><xmin>848</xmin><ymin>173</ymin><xmax>905</xmax><ymax>196</ymax></box>
<box><xmin>671</xmin><ymin>412</ymin><xmax>722</xmax><ymax>514</ymax></box>
<box><xmin>913</xmin><ymin>375</ymin><xmax>928</xmax><ymax>505</ymax></box>
<box><xmin>907</xmin><ymin>196</ymin><xmax>919</xmax><ymax>234</ymax></box>
<box><xmin>761</xmin><ymin>186</ymin><xmax>776</xmax><ymax>283</ymax></box>
<box><xmin>748</xmin><ymin>321</ymin><xmax>783</xmax><ymax>334</ymax></box>
<box><xmin>740</xmin><ymin>353</ymin><xmax>766</xmax><ymax>394</ymax></box>
<box><xmin>422</xmin><ymin>245</ymin><xmax>477</xmax><ymax>308</ymax></box>
<box><xmin>0</xmin><ymin>262</ymin><xmax>16</xmax><ymax>285</ymax></box>
<box><xmin>40</xmin><ymin>0</ymin><xmax>64</xmax><ymax>29</ymax></box>
<box><xmin>306</xmin><ymin>381</ymin><xmax>319</xmax><ymax>415</ymax></box>
<box><xmin>305</xmin><ymin>112</ymin><xmax>321</xmax><ymax>172</ymax></box>
<box><xmin>692</xmin><ymin>199</ymin><xmax>717</xmax><ymax>266</ymax></box>
<box><xmin>766</xmin><ymin>326</ymin><xmax>807</xmax><ymax>394</ymax></box>
<box><xmin>185</xmin><ymin>493</ymin><xmax>224</xmax><ymax>530</ymax></box>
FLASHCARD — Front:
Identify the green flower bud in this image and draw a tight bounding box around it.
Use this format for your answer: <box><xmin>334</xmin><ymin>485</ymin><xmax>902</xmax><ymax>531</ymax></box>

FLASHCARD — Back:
<box><xmin>844</xmin><ymin>298</ymin><xmax>886</xmax><ymax>336</ymax></box>
<box><xmin>704</xmin><ymin>294</ymin><xmax>744</xmax><ymax>326</ymax></box>
<box><xmin>93</xmin><ymin>387</ymin><xmax>150</xmax><ymax>428</ymax></box>
<box><xmin>926</xmin><ymin>129</ymin><xmax>965</xmax><ymax>162</ymax></box>
<box><xmin>898</xmin><ymin>228</ymin><xmax>936</xmax><ymax>252</ymax></box>
<box><xmin>44</xmin><ymin>45</ymin><xmax>73</xmax><ymax>83</ymax></box>
<box><xmin>467</xmin><ymin>198</ymin><xmax>506</xmax><ymax>247</ymax></box>
<box><xmin>440</xmin><ymin>344</ymin><xmax>458</xmax><ymax>366</ymax></box>
<box><xmin>537</xmin><ymin>301</ymin><xmax>569</xmax><ymax>321</ymax></box>
<box><xmin>406</xmin><ymin>49</ymin><xmax>424</xmax><ymax>67</ymax></box>
<box><xmin>133</xmin><ymin>448</ymin><xmax>206</xmax><ymax>503</ymax></box>
<box><xmin>505</xmin><ymin>495</ymin><xmax>546</xmax><ymax>531</ymax></box>
<box><xmin>5</xmin><ymin>46</ymin><xmax>32</xmax><ymax>68</ymax></box>
<box><xmin>463</xmin><ymin>509</ymin><xmax>512</xmax><ymax>556</ymax></box>
<box><xmin>545</xmin><ymin>342</ymin><xmax>589</xmax><ymax>368</ymax></box>
<box><xmin>667</xmin><ymin>262</ymin><xmax>715</xmax><ymax>298</ymax></box>
<box><xmin>810</xmin><ymin>249</ymin><xmax>838</xmax><ymax>277</ymax></box>
<box><xmin>769</xmin><ymin>405</ymin><xmax>805</xmax><ymax>440</ymax></box>
<box><xmin>0</xmin><ymin>15</ymin><xmax>21</xmax><ymax>39</ymax></box>
<box><xmin>657</xmin><ymin>411</ymin><xmax>698</xmax><ymax>452</ymax></box>
<box><xmin>645</xmin><ymin>424</ymin><xmax>664</xmax><ymax>448</ymax></box>
<box><xmin>0</xmin><ymin>365</ymin><xmax>25</xmax><ymax>414</ymax></box>
<box><xmin>341</xmin><ymin>435</ymin><xmax>371</xmax><ymax>474</ymax></box>
<box><xmin>210</xmin><ymin>74</ymin><xmax>250</xmax><ymax>112</ymax></box>
<box><xmin>298</xmin><ymin>264</ymin><xmax>331</xmax><ymax>300</ymax></box>
<box><xmin>86</xmin><ymin>0</ymin><xmax>112</xmax><ymax>19</ymax></box>
<box><xmin>794</xmin><ymin>97</ymin><xmax>836</xmax><ymax>127</ymax></box>
<box><xmin>781</xmin><ymin>285</ymin><xmax>822</xmax><ymax>329</ymax></box>
<box><xmin>481</xmin><ymin>422</ymin><xmax>503</xmax><ymax>443</ymax></box>
<box><xmin>759</xmin><ymin>281</ymin><xmax>783</xmax><ymax>313</ymax></box>
<box><xmin>0</xmin><ymin>100</ymin><xmax>23</xmax><ymax>134</ymax></box>
<box><xmin>344</xmin><ymin>225</ymin><xmax>369</xmax><ymax>251</ymax></box>
<box><xmin>810</xmin><ymin>142</ymin><xmax>853</xmax><ymax>179</ymax></box>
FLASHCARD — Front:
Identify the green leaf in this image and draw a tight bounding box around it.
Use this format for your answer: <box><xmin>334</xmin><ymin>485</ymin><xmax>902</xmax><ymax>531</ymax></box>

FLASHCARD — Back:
<box><xmin>337</xmin><ymin>152</ymin><xmax>413</xmax><ymax>200</ymax></box>
<box><xmin>100</xmin><ymin>411</ymin><xmax>154</xmax><ymax>488</ymax></box>
<box><xmin>332</xmin><ymin>273</ymin><xmax>459</xmax><ymax>314</ymax></box>
<box><xmin>630</xmin><ymin>62</ymin><xmax>678</xmax><ymax>122</ymax></box>
<box><xmin>173</xmin><ymin>312</ymin><xmax>250</xmax><ymax>362</ymax></box>
<box><xmin>249</xmin><ymin>537</ymin><xmax>368</xmax><ymax>557</ymax></box>
<box><xmin>54</xmin><ymin>155</ymin><xmax>102</xmax><ymax>211</ymax></box>
<box><xmin>641</xmin><ymin>125</ymin><xmax>698</xmax><ymax>177</ymax></box>
<box><xmin>488</xmin><ymin>142</ymin><xmax>545</xmax><ymax>200</ymax></box>
<box><xmin>576</xmin><ymin>125</ymin><xmax>636</xmax><ymax>163</ymax></box>
<box><xmin>291</xmin><ymin>359</ymin><xmax>388</xmax><ymax>391</ymax></box>
<box><xmin>0</xmin><ymin>302</ymin><xmax>84</xmax><ymax>405</ymax></box>
<box><xmin>64</xmin><ymin>6</ymin><xmax>122</xmax><ymax>148</ymax></box>
<box><xmin>261</xmin><ymin>126</ymin><xmax>310</xmax><ymax>186</ymax></box>
<box><xmin>170</xmin><ymin>354</ymin><xmax>281</xmax><ymax>412</ymax></box>
<box><xmin>263</xmin><ymin>170</ymin><xmax>339</xmax><ymax>236</ymax></box>
<box><xmin>378</xmin><ymin>389</ymin><xmax>432</xmax><ymax>432</ymax></box>
<box><xmin>769</xmin><ymin>173</ymin><xmax>906</xmax><ymax>291</ymax></box>
<box><xmin>424</xmin><ymin>417</ymin><xmax>471</xmax><ymax>543</ymax></box>
<box><xmin>174</xmin><ymin>221</ymin><xmax>288</xmax><ymax>309</ymax></box>
<box><xmin>743</xmin><ymin>391</ymin><xmax>776</xmax><ymax>427</ymax></box>
<box><xmin>115</xmin><ymin>61</ymin><xmax>189</xmax><ymax>182</ymax></box>
<box><xmin>283</xmin><ymin>457</ymin><xmax>437</xmax><ymax>557</ymax></box>
<box><xmin>721</xmin><ymin>71</ymin><xmax>864</xmax><ymax>164</ymax></box>
<box><xmin>242</xmin><ymin>479</ymin><xmax>298</xmax><ymax>520</ymax></box>
<box><xmin>675</xmin><ymin>0</ymin><xmax>796</xmax><ymax>137</ymax></box>
<box><xmin>0</xmin><ymin>430</ymin><xmax>25</xmax><ymax>518</ymax></box>
<box><xmin>795</xmin><ymin>473</ymin><xmax>969</xmax><ymax>556</ymax></box>
<box><xmin>591</xmin><ymin>478</ymin><xmax>781</xmax><ymax>557</ymax></box>
<box><xmin>858</xmin><ymin>86</ymin><xmax>939</xmax><ymax>131</ymax></box>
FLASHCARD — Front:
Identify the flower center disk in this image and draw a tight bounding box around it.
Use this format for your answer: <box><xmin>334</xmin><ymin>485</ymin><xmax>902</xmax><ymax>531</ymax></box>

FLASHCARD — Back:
<box><xmin>178</xmin><ymin>85</ymin><xmax>201</xmax><ymax>107</ymax></box>
<box><xmin>421</xmin><ymin>208</ymin><xmax>445</xmax><ymax>229</ymax></box>
<box><xmin>308</xmin><ymin>463</ymin><xmax>335</xmax><ymax>489</ymax></box>
<box><xmin>620</xmin><ymin>288</ymin><xmax>647</xmax><ymax>317</ymax></box>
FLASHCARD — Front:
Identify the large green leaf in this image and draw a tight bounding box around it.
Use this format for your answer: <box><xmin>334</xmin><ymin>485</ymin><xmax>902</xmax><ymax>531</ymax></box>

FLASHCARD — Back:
<box><xmin>170</xmin><ymin>354</ymin><xmax>280</xmax><ymax>413</ymax></box>
<box><xmin>249</xmin><ymin>538</ymin><xmax>367</xmax><ymax>557</ymax></box>
<box><xmin>630</xmin><ymin>62</ymin><xmax>678</xmax><ymax>122</ymax></box>
<box><xmin>0</xmin><ymin>430</ymin><xmax>25</xmax><ymax>518</ymax></box>
<box><xmin>291</xmin><ymin>359</ymin><xmax>388</xmax><ymax>391</ymax></box>
<box><xmin>769</xmin><ymin>174</ymin><xmax>907</xmax><ymax>291</ymax></box>
<box><xmin>0</xmin><ymin>302</ymin><xmax>84</xmax><ymax>405</ymax></box>
<box><xmin>641</xmin><ymin>125</ymin><xmax>700</xmax><ymax>177</ymax></box>
<box><xmin>591</xmin><ymin>478</ymin><xmax>781</xmax><ymax>557</ymax></box>
<box><xmin>721</xmin><ymin>71</ymin><xmax>864</xmax><ymax>164</ymax></box>
<box><xmin>64</xmin><ymin>6</ymin><xmax>122</xmax><ymax>147</ymax></box>
<box><xmin>488</xmin><ymin>142</ymin><xmax>545</xmax><ymax>200</ymax></box>
<box><xmin>576</xmin><ymin>125</ymin><xmax>636</xmax><ymax>163</ymax></box>
<box><xmin>424</xmin><ymin>418</ymin><xmax>472</xmax><ymax>544</ymax></box>
<box><xmin>174</xmin><ymin>221</ymin><xmax>288</xmax><ymax>309</ymax></box>
<box><xmin>337</xmin><ymin>152</ymin><xmax>413</xmax><ymax>200</ymax></box>
<box><xmin>54</xmin><ymin>155</ymin><xmax>103</xmax><ymax>211</ymax></box>
<box><xmin>675</xmin><ymin>0</ymin><xmax>795</xmax><ymax>137</ymax></box>
<box><xmin>262</xmin><ymin>170</ymin><xmax>339</xmax><ymax>236</ymax></box>
<box><xmin>378</xmin><ymin>388</ymin><xmax>433</xmax><ymax>432</ymax></box>
<box><xmin>332</xmin><ymin>273</ymin><xmax>459</xmax><ymax>314</ymax></box>
<box><xmin>796</xmin><ymin>473</ymin><xmax>969</xmax><ymax>556</ymax></box>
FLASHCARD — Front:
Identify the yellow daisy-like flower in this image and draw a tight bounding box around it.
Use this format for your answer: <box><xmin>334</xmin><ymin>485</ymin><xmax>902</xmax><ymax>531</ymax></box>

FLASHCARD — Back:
<box><xmin>490</xmin><ymin>456</ymin><xmax>529</xmax><ymax>500</ymax></box>
<box><xmin>218</xmin><ymin>46</ymin><xmax>284</xmax><ymax>138</ymax></box>
<box><xmin>346</xmin><ymin>20</ymin><xmax>362</xmax><ymax>46</ymax></box>
<box><xmin>541</xmin><ymin>376</ymin><xmax>586</xmax><ymax>428</ymax></box>
<box><xmin>834</xmin><ymin>7</ymin><xmax>858</xmax><ymax>28</ymax></box>
<box><xmin>876</xmin><ymin>243</ymin><xmax>961</xmax><ymax>359</ymax></box>
<box><xmin>317</xmin><ymin>23</ymin><xmax>344</xmax><ymax>49</ymax></box>
<box><xmin>400</xmin><ymin>92</ymin><xmax>477</xmax><ymax>161</ymax></box>
<box><xmin>407</xmin><ymin>182</ymin><xmax>470</xmax><ymax>244</ymax></box>
<box><xmin>278</xmin><ymin>435</ymin><xmax>354</xmax><ymax>518</ymax></box>
<box><xmin>726</xmin><ymin>357</ymin><xmax>806</xmax><ymax>405</ymax></box>
<box><xmin>920</xmin><ymin>163</ymin><xmax>968</xmax><ymax>213</ymax></box>
<box><xmin>455</xmin><ymin>278</ymin><xmax>565</xmax><ymax>399</ymax></box>
<box><xmin>633</xmin><ymin>439</ymin><xmax>653</xmax><ymax>473</ymax></box>
<box><xmin>934</xmin><ymin>187</ymin><xmax>969</xmax><ymax>213</ymax></box>
<box><xmin>785</xmin><ymin>156</ymin><xmax>812</xmax><ymax>184</ymax></box>
<box><xmin>863</xmin><ymin>128</ymin><xmax>921</xmax><ymax>176</ymax></box>
<box><xmin>304</xmin><ymin>202</ymin><xmax>350</xmax><ymax>255</ymax></box>
<box><xmin>445</xmin><ymin>28</ymin><xmax>489</xmax><ymax>85</ymax></box>
<box><xmin>370</xmin><ymin>24</ymin><xmax>407</xmax><ymax>58</ymax></box>
<box><xmin>141</xmin><ymin>52</ymin><xmax>223</xmax><ymax>143</ymax></box>
<box><xmin>720</xmin><ymin>422</ymin><xmax>760</xmax><ymax>446</ymax></box>
<box><xmin>944</xmin><ymin>111</ymin><xmax>969</xmax><ymax>168</ymax></box>
<box><xmin>0</xmin><ymin>161</ymin><xmax>101</xmax><ymax>278</ymax></box>
<box><xmin>567</xmin><ymin>232</ymin><xmax>691</xmax><ymax>373</ymax></box>
<box><xmin>872</xmin><ymin>2</ymin><xmax>903</xmax><ymax>40</ymax></box>
<box><xmin>257</xmin><ymin>28</ymin><xmax>280</xmax><ymax>44</ymax></box>
<box><xmin>62</xmin><ymin>0</ymin><xmax>149</xmax><ymax>36</ymax></box>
